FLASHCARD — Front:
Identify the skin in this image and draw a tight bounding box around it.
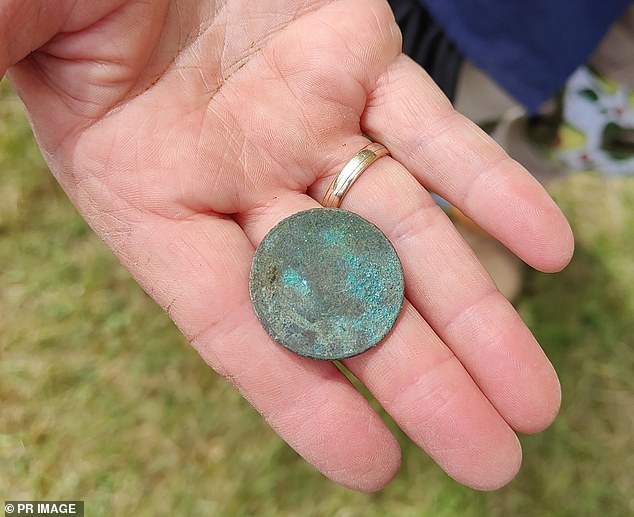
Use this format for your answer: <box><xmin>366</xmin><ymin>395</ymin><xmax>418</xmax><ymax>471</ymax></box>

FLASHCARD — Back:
<box><xmin>2</xmin><ymin>0</ymin><xmax>574</xmax><ymax>492</ymax></box>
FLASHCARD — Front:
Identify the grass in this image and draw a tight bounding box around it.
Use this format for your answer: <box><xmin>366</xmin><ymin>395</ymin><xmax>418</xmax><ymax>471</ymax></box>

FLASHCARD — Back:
<box><xmin>1</xmin><ymin>80</ymin><xmax>633</xmax><ymax>516</ymax></box>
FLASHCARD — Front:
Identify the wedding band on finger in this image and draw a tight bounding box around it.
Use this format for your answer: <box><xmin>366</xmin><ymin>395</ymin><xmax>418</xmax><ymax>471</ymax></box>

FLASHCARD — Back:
<box><xmin>322</xmin><ymin>142</ymin><xmax>391</xmax><ymax>208</ymax></box>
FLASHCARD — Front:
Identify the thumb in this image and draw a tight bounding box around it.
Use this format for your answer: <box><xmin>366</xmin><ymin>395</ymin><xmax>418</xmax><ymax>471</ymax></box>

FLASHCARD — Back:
<box><xmin>0</xmin><ymin>0</ymin><xmax>128</xmax><ymax>77</ymax></box>
<box><xmin>5</xmin><ymin>0</ymin><xmax>169</xmax><ymax>153</ymax></box>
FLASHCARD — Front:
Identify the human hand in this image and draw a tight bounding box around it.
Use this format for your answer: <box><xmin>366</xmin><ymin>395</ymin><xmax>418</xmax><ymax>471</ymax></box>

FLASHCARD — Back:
<box><xmin>3</xmin><ymin>0</ymin><xmax>573</xmax><ymax>491</ymax></box>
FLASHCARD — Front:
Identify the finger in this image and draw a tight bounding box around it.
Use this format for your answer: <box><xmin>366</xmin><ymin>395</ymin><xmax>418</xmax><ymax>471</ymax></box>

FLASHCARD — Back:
<box><xmin>237</xmin><ymin>188</ymin><xmax>522</xmax><ymax>490</ymax></box>
<box><xmin>362</xmin><ymin>54</ymin><xmax>574</xmax><ymax>273</ymax></box>
<box><xmin>50</xmin><ymin>186</ymin><xmax>400</xmax><ymax>491</ymax></box>
<box><xmin>345</xmin><ymin>301</ymin><xmax>522</xmax><ymax>490</ymax></box>
<box><xmin>309</xmin><ymin>149</ymin><xmax>562</xmax><ymax>434</ymax></box>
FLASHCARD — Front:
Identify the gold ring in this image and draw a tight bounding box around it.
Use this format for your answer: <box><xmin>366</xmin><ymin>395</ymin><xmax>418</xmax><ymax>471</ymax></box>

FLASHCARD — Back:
<box><xmin>322</xmin><ymin>142</ymin><xmax>390</xmax><ymax>208</ymax></box>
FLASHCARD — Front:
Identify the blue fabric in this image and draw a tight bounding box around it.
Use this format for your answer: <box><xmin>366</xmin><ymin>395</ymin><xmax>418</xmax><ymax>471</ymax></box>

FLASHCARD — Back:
<box><xmin>418</xmin><ymin>0</ymin><xmax>632</xmax><ymax>112</ymax></box>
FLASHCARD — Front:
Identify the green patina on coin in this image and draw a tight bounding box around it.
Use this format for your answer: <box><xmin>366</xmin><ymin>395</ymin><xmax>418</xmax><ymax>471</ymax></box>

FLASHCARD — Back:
<box><xmin>249</xmin><ymin>208</ymin><xmax>404</xmax><ymax>360</ymax></box>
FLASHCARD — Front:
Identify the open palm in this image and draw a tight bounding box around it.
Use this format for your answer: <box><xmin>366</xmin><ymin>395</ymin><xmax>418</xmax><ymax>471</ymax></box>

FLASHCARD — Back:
<box><xmin>5</xmin><ymin>0</ymin><xmax>573</xmax><ymax>491</ymax></box>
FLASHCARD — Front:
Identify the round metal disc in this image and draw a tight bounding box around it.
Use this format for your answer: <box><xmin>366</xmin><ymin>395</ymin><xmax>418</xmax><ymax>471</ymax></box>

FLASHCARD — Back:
<box><xmin>249</xmin><ymin>208</ymin><xmax>404</xmax><ymax>360</ymax></box>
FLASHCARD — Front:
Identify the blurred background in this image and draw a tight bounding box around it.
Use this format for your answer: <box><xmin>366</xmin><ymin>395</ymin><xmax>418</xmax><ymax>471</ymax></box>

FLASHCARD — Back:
<box><xmin>2</xmin><ymin>4</ymin><xmax>634</xmax><ymax>514</ymax></box>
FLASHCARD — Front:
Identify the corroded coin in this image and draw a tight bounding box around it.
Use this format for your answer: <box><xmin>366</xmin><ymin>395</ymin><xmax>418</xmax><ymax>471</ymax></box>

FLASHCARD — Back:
<box><xmin>249</xmin><ymin>208</ymin><xmax>404</xmax><ymax>360</ymax></box>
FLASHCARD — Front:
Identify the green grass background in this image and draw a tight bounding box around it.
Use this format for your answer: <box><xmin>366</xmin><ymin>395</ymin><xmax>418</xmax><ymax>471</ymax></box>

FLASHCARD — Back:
<box><xmin>1</xmin><ymin>81</ymin><xmax>633</xmax><ymax>516</ymax></box>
